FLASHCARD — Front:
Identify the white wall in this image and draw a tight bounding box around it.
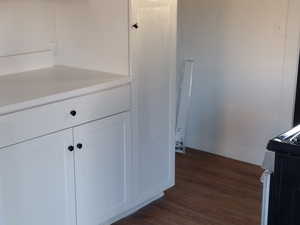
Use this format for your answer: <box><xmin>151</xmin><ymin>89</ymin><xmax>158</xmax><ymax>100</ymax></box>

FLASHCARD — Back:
<box><xmin>0</xmin><ymin>0</ymin><xmax>129</xmax><ymax>77</ymax></box>
<box><xmin>0</xmin><ymin>0</ymin><xmax>55</xmax><ymax>57</ymax></box>
<box><xmin>178</xmin><ymin>0</ymin><xmax>300</xmax><ymax>165</ymax></box>
<box><xmin>55</xmin><ymin>0</ymin><xmax>129</xmax><ymax>75</ymax></box>
<box><xmin>0</xmin><ymin>0</ymin><xmax>55</xmax><ymax>76</ymax></box>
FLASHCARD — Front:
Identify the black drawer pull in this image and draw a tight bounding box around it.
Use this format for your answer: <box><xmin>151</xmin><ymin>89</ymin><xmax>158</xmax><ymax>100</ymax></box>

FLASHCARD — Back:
<box><xmin>68</xmin><ymin>146</ymin><xmax>74</xmax><ymax>152</ymax></box>
<box><xmin>77</xmin><ymin>143</ymin><xmax>83</xmax><ymax>149</ymax></box>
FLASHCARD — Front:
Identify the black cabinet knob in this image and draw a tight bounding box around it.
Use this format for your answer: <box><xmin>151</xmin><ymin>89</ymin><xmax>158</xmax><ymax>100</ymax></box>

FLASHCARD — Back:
<box><xmin>77</xmin><ymin>143</ymin><xmax>83</xmax><ymax>149</ymax></box>
<box><xmin>68</xmin><ymin>146</ymin><xmax>74</xmax><ymax>152</ymax></box>
<box><xmin>132</xmin><ymin>23</ymin><xmax>139</xmax><ymax>29</ymax></box>
<box><xmin>70</xmin><ymin>110</ymin><xmax>77</xmax><ymax>117</ymax></box>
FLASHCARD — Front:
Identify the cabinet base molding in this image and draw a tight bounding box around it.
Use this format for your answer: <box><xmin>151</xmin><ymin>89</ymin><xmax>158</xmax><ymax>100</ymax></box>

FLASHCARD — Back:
<box><xmin>102</xmin><ymin>192</ymin><xmax>165</xmax><ymax>225</ymax></box>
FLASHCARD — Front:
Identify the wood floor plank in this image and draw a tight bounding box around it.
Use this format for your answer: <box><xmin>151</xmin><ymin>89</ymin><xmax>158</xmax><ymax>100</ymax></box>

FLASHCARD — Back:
<box><xmin>114</xmin><ymin>149</ymin><xmax>263</xmax><ymax>225</ymax></box>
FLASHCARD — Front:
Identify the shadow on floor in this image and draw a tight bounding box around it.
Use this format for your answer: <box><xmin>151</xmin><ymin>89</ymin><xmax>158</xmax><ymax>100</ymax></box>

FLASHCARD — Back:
<box><xmin>114</xmin><ymin>149</ymin><xmax>263</xmax><ymax>225</ymax></box>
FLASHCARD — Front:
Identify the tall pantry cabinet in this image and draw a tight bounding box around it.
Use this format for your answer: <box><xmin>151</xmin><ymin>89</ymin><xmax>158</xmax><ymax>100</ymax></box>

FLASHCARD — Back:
<box><xmin>130</xmin><ymin>0</ymin><xmax>177</xmax><ymax>203</ymax></box>
<box><xmin>0</xmin><ymin>0</ymin><xmax>177</xmax><ymax>225</ymax></box>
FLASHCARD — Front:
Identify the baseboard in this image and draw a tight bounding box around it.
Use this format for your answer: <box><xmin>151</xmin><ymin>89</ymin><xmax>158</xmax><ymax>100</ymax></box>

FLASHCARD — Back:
<box><xmin>186</xmin><ymin>147</ymin><xmax>261</xmax><ymax>166</ymax></box>
<box><xmin>102</xmin><ymin>192</ymin><xmax>165</xmax><ymax>225</ymax></box>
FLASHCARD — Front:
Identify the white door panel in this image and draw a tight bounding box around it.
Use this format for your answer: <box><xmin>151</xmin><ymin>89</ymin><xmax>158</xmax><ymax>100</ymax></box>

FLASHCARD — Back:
<box><xmin>0</xmin><ymin>130</ymin><xmax>75</xmax><ymax>225</ymax></box>
<box><xmin>132</xmin><ymin>0</ymin><xmax>176</xmax><ymax>199</ymax></box>
<box><xmin>74</xmin><ymin>113</ymin><xmax>130</xmax><ymax>225</ymax></box>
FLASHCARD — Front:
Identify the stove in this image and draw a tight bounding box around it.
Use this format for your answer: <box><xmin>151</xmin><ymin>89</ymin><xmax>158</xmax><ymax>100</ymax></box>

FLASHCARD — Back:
<box><xmin>262</xmin><ymin>125</ymin><xmax>300</xmax><ymax>225</ymax></box>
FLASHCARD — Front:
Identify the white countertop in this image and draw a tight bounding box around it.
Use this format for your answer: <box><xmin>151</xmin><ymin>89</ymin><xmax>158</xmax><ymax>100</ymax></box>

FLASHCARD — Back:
<box><xmin>0</xmin><ymin>66</ymin><xmax>131</xmax><ymax>115</ymax></box>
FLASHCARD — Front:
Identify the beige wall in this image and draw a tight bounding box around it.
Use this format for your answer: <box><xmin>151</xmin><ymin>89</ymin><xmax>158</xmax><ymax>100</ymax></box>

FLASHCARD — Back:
<box><xmin>178</xmin><ymin>0</ymin><xmax>300</xmax><ymax>164</ymax></box>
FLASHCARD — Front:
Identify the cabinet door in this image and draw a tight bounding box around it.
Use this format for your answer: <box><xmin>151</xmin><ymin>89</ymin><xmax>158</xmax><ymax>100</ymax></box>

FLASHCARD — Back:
<box><xmin>0</xmin><ymin>130</ymin><xmax>75</xmax><ymax>225</ymax></box>
<box><xmin>130</xmin><ymin>0</ymin><xmax>177</xmax><ymax>201</ymax></box>
<box><xmin>74</xmin><ymin>113</ymin><xmax>131</xmax><ymax>225</ymax></box>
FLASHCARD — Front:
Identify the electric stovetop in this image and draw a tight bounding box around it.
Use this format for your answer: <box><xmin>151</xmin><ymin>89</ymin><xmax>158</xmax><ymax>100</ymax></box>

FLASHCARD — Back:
<box><xmin>267</xmin><ymin>125</ymin><xmax>300</xmax><ymax>155</ymax></box>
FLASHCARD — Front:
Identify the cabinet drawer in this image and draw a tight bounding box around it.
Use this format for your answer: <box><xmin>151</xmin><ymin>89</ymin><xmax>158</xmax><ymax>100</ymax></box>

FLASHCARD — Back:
<box><xmin>0</xmin><ymin>85</ymin><xmax>130</xmax><ymax>148</ymax></box>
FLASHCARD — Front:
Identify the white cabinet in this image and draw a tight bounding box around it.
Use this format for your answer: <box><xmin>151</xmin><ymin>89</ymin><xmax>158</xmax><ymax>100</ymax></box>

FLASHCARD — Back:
<box><xmin>74</xmin><ymin>113</ymin><xmax>131</xmax><ymax>225</ymax></box>
<box><xmin>131</xmin><ymin>0</ymin><xmax>177</xmax><ymax>202</ymax></box>
<box><xmin>0</xmin><ymin>84</ymin><xmax>130</xmax><ymax>149</ymax></box>
<box><xmin>0</xmin><ymin>130</ymin><xmax>76</xmax><ymax>225</ymax></box>
<box><xmin>0</xmin><ymin>0</ymin><xmax>177</xmax><ymax>223</ymax></box>
<box><xmin>0</xmin><ymin>112</ymin><xmax>131</xmax><ymax>225</ymax></box>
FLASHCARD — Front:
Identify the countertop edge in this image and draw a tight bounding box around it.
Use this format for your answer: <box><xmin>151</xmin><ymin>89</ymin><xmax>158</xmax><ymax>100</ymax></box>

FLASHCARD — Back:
<box><xmin>0</xmin><ymin>78</ymin><xmax>131</xmax><ymax>116</ymax></box>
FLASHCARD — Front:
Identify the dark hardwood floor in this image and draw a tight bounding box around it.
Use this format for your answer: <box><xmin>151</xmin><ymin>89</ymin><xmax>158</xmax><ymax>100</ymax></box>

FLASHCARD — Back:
<box><xmin>114</xmin><ymin>149</ymin><xmax>263</xmax><ymax>225</ymax></box>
